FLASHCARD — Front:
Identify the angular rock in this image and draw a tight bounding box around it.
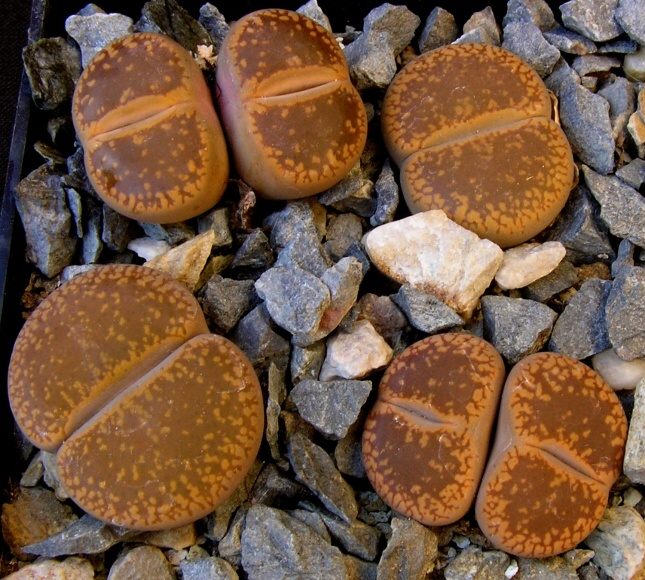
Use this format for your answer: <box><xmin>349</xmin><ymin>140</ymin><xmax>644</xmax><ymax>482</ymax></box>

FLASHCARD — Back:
<box><xmin>1</xmin><ymin>487</ymin><xmax>77</xmax><ymax>560</ymax></box>
<box><xmin>22</xmin><ymin>38</ymin><xmax>82</xmax><ymax>110</ymax></box>
<box><xmin>320</xmin><ymin>512</ymin><xmax>381</xmax><ymax>561</ymax></box>
<box><xmin>198</xmin><ymin>3</ymin><xmax>229</xmax><ymax>51</ymax></box>
<box><xmin>599</xmin><ymin>38</ymin><xmax>638</xmax><ymax>53</ymax></box>
<box><xmin>319</xmin><ymin>166</ymin><xmax>375</xmax><ymax>217</ymax></box>
<box><xmin>503</xmin><ymin>0</ymin><xmax>557</xmax><ymax>30</ymax></box>
<box><xmin>296</xmin><ymin>0</ymin><xmax>331</xmax><ymax>32</ymax></box>
<box><xmin>559</xmin><ymin>81</ymin><xmax>615</xmax><ymax>174</ymax></box>
<box><xmin>549</xmin><ymin>278</ymin><xmax>612</xmax><ymax>359</ymax></box>
<box><xmin>200</xmin><ymin>275</ymin><xmax>255</xmax><ymax>334</ymax></box>
<box><xmin>625</xmin><ymin>378</ymin><xmax>645</xmax><ymax>482</ymax></box>
<box><xmin>101</xmin><ymin>205</ymin><xmax>134</xmax><ymax>252</ymax></box>
<box><xmin>628</xmin><ymin>109</ymin><xmax>645</xmax><ymax>156</ymax></box>
<box><xmin>290</xmin><ymin>342</ymin><xmax>325</xmax><ymax>384</ymax></box>
<box><xmin>140</xmin><ymin>523</ymin><xmax>197</xmax><ymax>550</ymax></box>
<box><xmin>231</xmin><ymin>305</ymin><xmax>290</xmax><ymax>368</ymax></box>
<box><xmin>545</xmin><ymin>58</ymin><xmax>581</xmax><ymax>96</ymax></box>
<box><xmin>65</xmin><ymin>12</ymin><xmax>134</xmax><ymax>67</ymax></box>
<box><xmin>127</xmin><ymin>237</ymin><xmax>170</xmax><ymax>261</ymax></box>
<box><xmin>597</xmin><ymin>76</ymin><xmax>636</xmax><ymax>144</ymax></box>
<box><xmin>354</xmin><ymin>293</ymin><xmax>408</xmax><ymax>344</ymax></box>
<box><xmin>418</xmin><ymin>7</ymin><xmax>458</xmax><ymax>52</ymax></box>
<box><xmin>82</xmin><ymin>205</ymin><xmax>103</xmax><ymax>264</ymax></box>
<box><xmin>612</xmin><ymin>238</ymin><xmax>636</xmax><ymax>277</ymax></box>
<box><xmin>249</xmin><ymin>463</ymin><xmax>307</xmax><ymax>507</ymax></box>
<box><xmin>290</xmin><ymin>379</ymin><xmax>371</xmax><ymax>439</ymax></box>
<box><xmin>325</xmin><ymin>214</ymin><xmax>363</xmax><ymax>261</ymax></box>
<box><xmin>543</xmin><ymin>26</ymin><xmax>597</xmax><ymax>55</ymax></box>
<box><xmin>606</xmin><ymin>266</ymin><xmax>645</xmax><ymax>360</ymax></box>
<box><xmin>140</xmin><ymin>221</ymin><xmax>194</xmax><ymax>245</ymax></box>
<box><xmin>370</xmin><ymin>160</ymin><xmax>399</xmax><ymax>227</ymax></box>
<box><xmin>5</xmin><ymin>557</ymin><xmax>94</xmax><ymax>579</ymax></box>
<box><xmin>392</xmin><ymin>285</ymin><xmax>463</xmax><ymax>334</ymax></box>
<box><xmin>266</xmin><ymin>363</ymin><xmax>286</xmax><ymax>461</ymax></box>
<box><xmin>481</xmin><ymin>296</ymin><xmax>558</xmax><ymax>365</ymax></box>
<box><xmin>20</xmin><ymin>453</ymin><xmax>44</xmax><ymax>488</ymax></box>
<box><xmin>495</xmin><ymin>242</ymin><xmax>566</xmax><ymax>290</ymax></box>
<box><xmin>181</xmin><ymin>556</ymin><xmax>238</xmax><ymax>580</ymax></box>
<box><xmin>444</xmin><ymin>546</ymin><xmax>511</xmax><ymax>580</ymax></box>
<box><xmin>289</xmin><ymin>508</ymin><xmax>330</xmax><ymax>541</ymax></box>
<box><xmin>14</xmin><ymin>165</ymin><xmax>76</xmax><ymax>278</ymax></box>
<box><xmin>145</xmin><ymin>230</ymin><xmax>214</xmax><ymax>290</ymax></box>
<box><xmin>108</xmin><ymin>546</ymin><xmax>174</xmax><ymax>580</ymax></box>
<box><xmin>560</xmin><ymin>0</ymin><xmax>623</xmax><ymax>42</ymax></box>
<box><xmin>616</xmin><ymin>158</ymin><xmax>645</xmax><ymax>189</ymax></box>
<box><xmin>335</xmin><ymin>422</ymin><xmax>366</xmax><ymax>479</ymax></box>
<box><xmin>231</xmin><ymin>229</ymin><xmax>274</xmax><ymax>270</ymax></box>
<box><xmin>275</xmin><ymin>231</ymin><xmax>331</xmax><ymax>278</ymax></box>
<box><xmin>61</xmin><ymin>264</ymin><xmax>98</xmax><ymax>283</ymax></box>
<box><xmin>266</xmin><ymin>201</ymin><xmax>322</xmax><ymax>249</ymax></box>
<box><xmin>197</xmin><ymin>207</ymin><xmax>232</xmax><ymax>248</ymax></box>
<box><xmin>241</xmin><ymin>505</ymin><xmax>348</xmax><ymax>579</ymax></box>
<box><xmin>572</xmin><ymin>54</ymin><xmax>621</xmax><ymax>76</ymax></box>
<box><xmin>218</xmin><ymin>507</ymin><xmax>246</xmax><ymax>567</ymax></box>
<box><xmin>377</xmin><ymin>517</ymin><xmax>439</xmax><ymax>580</ymax></box>
<box><xmin>615</xmin><ymin>0</ymin><xmax>645</xmax><ymax>45</ymax></box>
<box><xmin>319</xmin><ymin>320</ymin><xmax>393</xmax><ymax>381</ymax></box>
<box><xmin>502</xmin><ymin>21</ymin><xmax>560</xmax><ymax>77</ymax></box>
<box><xmin>516</xmin><ymin>556</ymin><xmax>579</xmax><ymax>578</ymax></box>
<box><xmin>363</xmin><ymin>3</ymin><xmax>420</xmax><ymax>55</ymax></box>
<box><xmin>525</xmin><ymin>260</ymin><xmax>579</xmax><ymax>301</ymax></box>
<box><xmin>344</xmin><ymin>33</ymin><xmax>394</xmax><ymax>90</ymax></box>
<box><xmin>65</xmin><ymin>187</ymin><xmax>83</xmax><ymax>238</ymax></box>
<box><xmin>464</xmin><ymin>7</ymin><xmax>500</xmax><ymax>44</ymax></box>
<box><xmin>592</xmin><ymin>349</ymin><xmax>645</xmax><ymax>390</ymax></box>
<box><xmin>363</xmin><ymin>210</ymin><xmax>503</xmax><ymax>318</ymax></box>
<box><xmin>582</xmin><ymin>165</ymin><xmax>645</xmax><ymax>247</ymax></box>
<box><xmin>287</xmin><ymin>432</ymin><xmax>358</xmax><ymax>523</ymax></box>
<box><xmin>454</xmin><ymin>27</ymin><xmax>498</xmax><ymax>46</ymax></box>
<box><xmin>585</xmin><ymin>506</ymin><xmax>645</xmax><ymax>580</ymax></box>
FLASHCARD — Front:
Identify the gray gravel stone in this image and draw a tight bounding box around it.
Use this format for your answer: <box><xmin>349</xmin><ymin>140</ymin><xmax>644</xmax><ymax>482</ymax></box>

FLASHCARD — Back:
<box><xmin>481</xmin><ymin>296</ymin><xmax>558</xmax><ymax>365</ymax></box>
<box><xmin>573</xmin><ymin>54</ymin><xmax>621</xmax><ymax>76</ymax></box>
<box><xmin>334</xmin><ymin>422</ymin><xmax>366</xmax><ymax>479</ymax></box>
<box><xmin>266</xmin><ymin>363</ymin><xmax>287</xmax><ymax>461</ymax></box>
<box><xmin>65</xmin><ymin>188</ymin><xmax>83</xmax><ymax>238</ymax></box>
<box><xmin>289</xmin><ymin>508</ymin><xmax>331</xmax><ymax>541</ymax></box>
<box><xmin>543</xmin><ymin>26</ymin><xmax>597</xmax><ymax>55</ymax></box>
<box><xmin>503</xmin><ymin>0</ymin><xmax>556</xmax><ymax>30</ymax></box>
<box><xmin>287</xmin><ymin>432</ymin><xmax>358</xmax><ymax>523</ymax></box>
<box><xmin>197</xmin><ymin>207</ymin><xmax>232</xmax><ymax>247</ymax></box>
<box><xmin>615</xmin><ymin>0</ymin><xmax>645</xmax><ymax>44</ymax></box>
<box><xmin>525</xmin><ymin>260</ymin><xmax>579</xmax><ymax>301</ymax></box>
<box><xmin>275</xmin><ymin>231</ymin><xmax>331</xmax><ymax>278</ymax></box>
<box><xmin>22</xmin><ymin>38</ymin><xmax>81</xmax><ymax>110</ymax></box>
<box><xmin>352</xmin><ymin>293</ymin><xmax>408</xmax><ymax>345</ymax></box>
<box><xmin>218</xmin><ymin>507</ymin><xmax>245</xmax><ymax>567</ymax></box>
<box><xmin>502</xmin><ymin>21</ymin><xmax>561</xmax><ymax>78</ymax></box>
<box><xmin>65</xmin><ymin>12</ymin><xmax>134</xmax><ymax>67</ymax></box>
<box><xmin>599</xmin><ymin>38</ymin><xmax>638</xmax><ymax>53</ymax></box>
<box><xmin>320</xmin><ymin>512</ymin><xmax>381</xmax><ymax>561</ymax></box>
<box><xmin>198</xmin><ymin>4</ymin><xmax>229</xmax><ymax>51</ymax></box>
<box><xmin>392</xmin><ymin>285</ymin><xmax>463</xmax><ymax>334</ymax></box>
<box><xmin>418</xmin><ymin>7</ymin><xmax>458</xmax><ymax>52</ymax></box>
<box><xmin>231</xmin><ymin>305</ymin><xmax>290</xmax><ymax>368</ymax></box>
<box><xmin>82</xmin><ymin>205</ymin><xmax>102</xmax><ymax>264</ymax></box>
<box><xmin>582</xmin><ymin>166</ymin><xmax>645</xmax><ymax>247</ymax></box>
<box><xmin>108</xmin><ymin>546</ymin><xmax>173</xmax><ymax>580</ymax></box>
<box><xmin>101</xmin><ymin>205</ymin><xmax>135</xmax><ymax>252</ymax></box>
<box><xmin>249</xmin><ymin>463</ymin><xmax>307</xmax><ymax>507</ymax></box>
<box><xmin>181</xmin><ymin>556</ymin><xmax>238</xmax><ymax>580</ymax></box>
<box><xmin>231</xmin><ymin>229</ymin><xmax>274</xmax><ymax>270</ymax></box>
<box><xmin>612</xmin><ymin>239</ymin><xmax>636</xmax><ymax>277</ymax></box>
<box><xmin>241</xmin><ymin>505</ymin><xmax>348</xmax><ymax>580</ymax></box>
<box><xmin>325</xmin><ymin>214</ymin><xmax>363</xmax><ymax>261</ymax></box>
<box><xmin>517</xmin><ymin>556</ymin><xmax>579</xmax><ymax>578</ymax></box>
<box><xmin>139</xmin><ymin>221</ymin><xmax>194</xmax><ymax>245</ymax></box>
<box><xmin>560</xmin><ymin>0</ymin><xmax>623</xmax><ymax>42</ymax></box>
<box><xmin>200</xmin><ymin>275</ymin><xmax>256</xmax><ymax>333</ymax></box>
<box><xmin>616</xmin><ymin>158</ymin><xmax>645</xmax><ymax>188</ymax></box>
<box><xmin>296</xmin><ymin>0</ymin><xmax>331</xmax><ymax>32</ymax></box>
<box><xmin>464</xmin><ymin>7</ymin><xmax>500</xmax><ymax>45</ymax></box>
<box><xmin>15</xmin><ymin>165</ymin><xmax>76</xmax><ymax>278</ymax></box>
<box><xmin>377</xmin><ymin>517</ymin><xmax>439</xmax><ymax>580</ymax></box>
<box><xmin>444</xmin><ymin>546</ymin><xmax>511</xmax><ymax>580</ymax></box>
<box><xmin>267</xmin><ymin>201</ymin><xmax>322</xmax><ymax>248</ymax></box>
<box><xmin>624</xmin><ymin>378</ymin><xmax>645</xmax><ymax>482</ymax></box>
<box><xmin>606</xmin><ymin>266</ymin><xmax>645</xmax><ymax>360</ymax></box>
<box><xmin>319</xmin><ymin>167</ymin><xmax>376</xmax><ymax>217</ymax></box>
<box><xmin>559</xmin><ymin>81</ymin><xmax>615</xmax><ymax>174</ymax></box>
<box><xmin>370</xmin><ymin>160</ymin><xmax>399</xmax><ymax>227</ymax></box>
<box><xmin>454</xmin><ymin>27</ymin><xmax>498</xmax><ymax>46</ymax></box>
<box><xmin>290</xmin><ymin>379</ymin><xmax>371</xmax><ymax>439</ymax></box>
<box><xmin>598</xmin><ymin>76</ymin><xmax>636</xmax><ymax>144</ymax></box>
<box><xmin>290</xmin><ymin>342</ymin><xmax>325</xmax><ymax>384</ymax></box>
<box><xmin>549</xmin><ymin>278</ymin><xmax>612</xmax><ymax>359</ymax></box>
<box><xmin>363</xmin><ymin>3</ymin><xmax>420</xmax><ymax>55</ymax></box>
<box><xmin>545</xmin><ymin>58</ymin><xmax>581</xmax><ymax>96</ymax></box>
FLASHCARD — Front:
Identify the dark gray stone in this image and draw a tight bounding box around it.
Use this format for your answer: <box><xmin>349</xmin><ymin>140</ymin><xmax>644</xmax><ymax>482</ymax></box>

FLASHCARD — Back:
<box><xmin>357</xmin><ymin>491</ymin><xmax>391</xmax><ymax>527</ymax></box>
<box><xmin>481</xmin><ymin>296</ymin><xmax>558</xmax><ymax>365</ymax></box>
<box><xmin>101</xmin><ymin>205</ymin><xmax>135</xmax><ymax>252</ymax></box>
<box><xmin>370</xmin><ymin>160</ymin><xmax>399</xmax><ymax>227</ymax></box>
<box><xmin>287</xmin><ymin>432</ymin><xmax>358</xmax><ymax>523</ymax></box>
<box><xmin>291</xmin><ymin>342</ymin><xmax>325</xmax><ymax>384</ymax></box>
<box><xmin>65</xmin><ymin>187</ymin><xmax>83</xmax><ymax>238</ymax></box>
<box><xmin>598</xmin><ymin>76</ymin><xmax>636</xmax><ymax>144</ymax></box>
<box><xmin>418</xmin><ymin>7</ymin><xmax>458</xmax><ymax>52</ymax></box>
<box><xmin>543</xmin><ymin>26</ymin><xmax>597</xmax><ymax>54</ymax></box>
<box><xmin>392</xmin><ymin>285</ymin><xmax>463</xmax><ymax>334</ymax></box>
<box><xmin>525</xmin><ymin>260</ymin><xmax>579</xmax><ymax>301</ymax></box>
<box><xmin>616</xmin><ymin>158</ymin><xmax>645</xmax><ymax>189</ymax></box>
<box><xmin>296</xmin><ymin>0</ymin><xmax>331</xmax><ymax>32</ymax></box>
<box><xmin>363</xmin><ymin>3</ymin><xmax>420</xmax><ymax>56</ymax></box>
<box><xmin>319</xmin><ymin>167</ymin><xmax>376</xmax><ymax>218</ymax></box>
<box><xmin>65</xmin><ymin>11</ymin><xmax>134</xmax><ymax>67</ymax></box>
<box><xmin>319</xmin><ymin>513</ymin><xmax>381</xmax><ymax>561</ymax></box>
<box><xmin>64</xmin><ymin>147</ymin><xmax>95</xmax><ymax>195</ymax></box>
<box><xmin>334</xmin><ymin>423</ymin><xmax>366</xmax><ymax>479</ymax></box>
<box><xmin>180</xmin><ymin>556</ymin><xmax>238</xmax><ymax>580</ymax></box>
<box><xmin>444</xmin><ymin>546</ymin><xmax>511</xmax><ymax>580</ymax></box>
<box><xmin>197</xmin><ymin>207</ymin><xmax>232</xmax><ymax>248</ymax></box>
<box><xmin>353</xmin><ymin>293</ymin><xmax>408</xmax><ymax>344</ymax></box>
<box><xmin>231</xmin><ymin>305</ymin><xmax>290</xmax><ymax>368</ymax></box>
<box><xmin>266</xmin><ymin>201</ymin><xmax>323</xmax><ymax>247</ymax></box>
<box><xmin>200</xmin><ymin>275</ymin><xmax>256</xmax><ymax>333</ymax></box>
<box><xmin>140</xmin><ymin>221</ymin><xmax>194</xmax><ymax>245</ymax></box>
<box><xmin>218</xmin><ymin>507</ymin><xmax>245</xmax><ymax>567</ymax></box>
<box><xmin>612</xmin><ymin>239</ymin><xmax>636</xmax><ymax>277</ymax></box>
<box><xmin>325</xmin><ymin>214</ymin><xmax>363</xmax><ymax>261</ymax></box>
<box><xmin>582</xmin><ymin>165</ymin><xmax>645</xmax><ymax>247</ymax></box>
<box><xmin>231</xmin><ymin>229</ymin><xmax>274</xmax><ymax>270</ymax></box>
<box><xmin>573</xmin><ymin>54</ymin><xmax>621</xmax><ymax>76</ymax></box>
<box><xmin>598</xmin><ymin>38</ymin><xmax>638</xmax><ymax>54</ymax></box>
<box><xmin>615</xmin><ymin>0</ymin><xmax>645</xmax><ymax>44</ymax></box>
<box><xmin>289</xmin><ymin>508</ymin><xmax>331</xmax><ymax>541</ymax></box>
<box><xmin>559</xmin><ymin>81</ymin><xmax>615</xmax><ymax>174</ymax></box>
<box><xmin>136</xmin><ymin>0</ymin><xmax>211</xmax><ymax>52</ymax></box>
<box><xmin>606</xmin><ymin>266</ymin><xmax>645</xmax><ymax>360</ymax></box>
<box><xmin>290</xmin><ymin>379</ymin><xmax>371</xmax><ymax>439</ymax></box>
<box><xmin>503</xmin><ymin>0</ymin><xmax>557</xmax><ymax>30</ymax></box>
<box><xmin>464</xmin><ymin>6</ymin><xmax>500</xmax><ymax>45</ymax></box>
<box><xmin>345</xmin><ymin>32</ymin><xmax>397</xmax><ymax>90</ymax></box>
<box><xmin>549</xmin><ymin>278</ymin><xmax>612</xmax><ymax>359</ymax></box>
<box><xmin>241</xmin><ymin>505</ymin><xmax>348</xmax><ymax>579</ymax></box>
<box><xmin>198</xmin><ymin>3</ymin><xmax>229</xmax><ymax>51</ymax></box>
<box><xmin>82</xmin><ymin>203</ymin><xmax>103</xmax><ymax>264</ymax></box>
<box><xmin>22</xmin><ymin>38</ymin><xmax>81</xmax><ymax>110</ymax></box>
<box><xmin>275</xmin><ymin>232</ymin><xmax>331</xmax><ymax>278</ymax></box>
<box><xmin>560</xmin><ymin>0</ymin><xmax>623</xmax><ymax>42</ymax></box>
<box><xmin>14</xmin><ymin>165</ymin><xmax>76</xmax><ymax>278</ymax></box>
<box><xmin>545</xmin><ymin>58</ymin><xmax>580</xmax><ymax>96</ymax></box>
<box><xmin>345</xmin><ymin>241</ymin><xmax>370</xmax><ymax>277</ymax></box>
<box><xmin>249</xmin><ymin>464</ymin><xmax>307</xmax><ymax>507</ymax></box>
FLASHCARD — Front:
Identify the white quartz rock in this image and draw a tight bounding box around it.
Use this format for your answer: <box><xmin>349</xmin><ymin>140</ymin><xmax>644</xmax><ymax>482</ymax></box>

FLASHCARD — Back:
<box><xmin>319</xmin><ymin>320</ymin><xmax>393</xmax><ymax>380</ymax></box>
<box><xmin>495</xmin><ymin>241</ymin><xmax>566</xmax><ymax>290</ymax></box>
<box><xmin>128</xmin><ymin>237</ymin><xmax>171</xmax><ymax>261</ymax></box>
<box><xmin>592</xmin><ymin>349</ymin><xmax>645</xmax><ymax>390</ymax></box>
<box><xmin>362</xmin><ymin>210</ymin><xmax>503</xmax><ymax>317</ymax></box>
<box><xmin>624</xmin><ymin>378</ymin><xmax>645</xmax><ymax>484</ymax></box>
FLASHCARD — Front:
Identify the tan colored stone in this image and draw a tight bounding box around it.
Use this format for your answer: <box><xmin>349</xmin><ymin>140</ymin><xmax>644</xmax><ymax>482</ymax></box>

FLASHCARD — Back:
<box><xmin>5</xmin><ymin>557</ymin><xmax>94</xmax><ymax>579</ymax></box>
<box><xmin>494</xmin><ymin>241</ymin><xmax>566</xmax><ymax>290</ymax></box>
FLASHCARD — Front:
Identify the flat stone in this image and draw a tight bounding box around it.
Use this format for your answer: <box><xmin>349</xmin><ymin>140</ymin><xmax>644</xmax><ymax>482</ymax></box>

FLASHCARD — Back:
<box><xmin>102</xmin><ymin>205</ymin><xmax>135</xmax><ymax>252</ymax></box>
<box><xmin>199</xmin><ymin>275</ymin><xmax>255</xmax><ymax>334</ymax></box>
<box><xmin>616</xmin><ymin>158</ymin><xmax>645</xmax><ymax>189</ymax></box>
<box><xmin>290</xmin><ymin>379</ymin><xmax>371</xmax><ymax>439</ymax></box>
<box><xmin>546</xmin><ymin>187</ymin><xmax>614</xmax><ymax>264</ymax></box>
<box><xmin>127</xmin><ymin>237</ymin><xmax>170</xmax><ymax>261</ymax></box>
<box><xmin>615</xmin><ymin>0</ymin><xmax>645</xmax><ymax>44</ymax></box>
<box><xmin>363</xmin><ymin>210</ymin><xmax>503</xmax><ymax>318</ymax></box>
<box><xmin>22</xmin><ymin>37</ymin><xmax>81</xmax><ymax>110</ymax></box>
<box><xmin>560</xmin><ymin>0</ymin><xmax>622</xmax><ymax>42</ymax></box>
<box><xmin>289</xmin><ymin>508</ymin><xmax>331</xmax><ymax>541</ymax></box>
<box><xmin>597</xmin><ymin>76</ymin><xmax>636</xmax><ymax>144</ymax></box>
<box><xmin>516</xmin><ymin>556</ymin><xmax>579</xmax><ymax>578</ymax></box>
<box><xmin>181</xmin><ymin>556</ymin><xmax>238</xmax><ymax>580</ymax></box>
<box><xmin>582</xmin><ymin>166</ymin><xmax>645</xmax><ymax>247</ymax></box>
<box><xmin>464</xmin><ymin>7</ymin><xmax>500</xmax><ymax>43</ymax></box>
<box><xmin>593</xmin><ymin>349</ymin><xmax>645</xmax><ymax>390</ymax></box>
<box><xmin>319</xmin><ymin>166</ymin><xmax>376</xmax><ymax>217</ymax></box>
<box><xmin>418</xmin><ymin>7</ymin><xmax>458</xmax><ymax>52</ymax></box>
<box><xmin>140</xmin><ymin>221</ymin><xmax>194</xmax><ymax>245</ymax></box>
<box><xmin>543</xmin><ymin>26</ymin><xmax>597</xmax><ymax>55</ymax></box>
<box><xmin>625</xmin><ymin>45</ymin><xmax>645</xmax><ymax>81</ymax></box>
<box><xmin>525</xmin><ymin>260</ymin><xmax>579</xmax><ymax>301</ymax></box>
<box><xmin>1</xmin><ymin>487</ymin><xmax>77</xmax><ymax>560</ymax></box>
<box><xmin>14</xmin><ymin>165</ymin><xmax>76</xmax><ymax>278</ymax></box>
<box><xmin>65</xmin><ymin>12</ymin><xmax>134</xmax><ymax>67</ymax></box>
<box><xmin>625</xmin><ymin>378</ymin><xmax>645</xmax><ymax>482</ymax></box>
<box><xmin>549</xmin><ymin>278</ymin><xmax>612</xmax><ymax>359</ymax></box>
<box><xmin>445</xmin><ymin>546</ymin><xmax>511</xmax><ymax>580</ymax></box>
<box><xmin>482</xmin><ymin>296</ymin><xmax>558</xmax><ymax>365</ymax></box>
<box><xmin>335</xmin><ymin>422</ymin><xmax>366</xmax><ymax>479</ymax></box>
<box><xmin>231</xmin><ymin>305</ymin><xmax>290</xmax><ymax>368</ymax></box>
<box><xmin>545</xmin><ymin>58</ymin><xmax>581</xmax><ymax>96</ymax></box>
<box><xmin>392</xmin><ymin>285</ymin><xmax>463</xmax><ymax>334</ymax></box>
<box><xmin>377</xmin><ymin>517</ymin><xmax>439</xmax><ymax>580</ymax></box>
<box><xmin>586</xmin><ymin>506</ymin><xmax>645</xmax><ymax>580</ymax></box>
<box><xmin>296</xmin><ymin>0</ymin><xmax>331</xmax><ymax>32</ymax></box>
<box><xmin>287</xmin><ymin>432</ymin><xmax>358</xmax><ymax>523</ymax></box>
<box><xmin>145</xmin><ymin>230</ymin><xmax>214</xmax><ymax>291</ymax></box>
<box><xmin>249</xmin><ymin>463</ymin><xmax>307</xmax><ymax>507</ymax></box>
<box><xmin>572</xmin><ymin>54</ymin><xmax>621</xmax><ymax>76</ymax></box>
<box><xmin>107</xmin><ymin>546</ymin><xmax>174</xmax><ymax>580</ymax></box>
<box><xmin>20</xmin><ymin>453</ymin><xmax>44</xmax><ymax>488</ymax></box>
<box><xmin>319</xmin><ymin>320</ymin><xmax>393</xmax><ymax>381</ymax></box>
<box><xmin>231</xmin><ymin>229</ymin><xmax>274</xmax><ymax>270</ymax></box>
<box><xmin>241</xmin><ymin>505</ymin><xmax>348</xmax><ymax>579</ymax></box>
<box><xmin>559</xmin><ymin>81</ymin><xmax>615</xmax><ymax>174</ymax></box>
<box><xmin>495</xmin><ymin>242</ymin><xmax>566</xmax><ymax>290</ymax></box>
<box><xmin>503</xmin><ymin>0</ymin><xmax>557</xmax><ymax>30</ymax></box>
<box><xmin>65</xmin><ymin>187</ymin><xmax>82</xmax><ymax>238</ymax></box>
<box><xmin>4</xmin><ymin>557</ymin><xmax>94</xmax><ymax>579</ymax></box>
<box><xmin>320</xmin><ymin>512</ymin><xmax>381</xmax><ymax>561</ymax></box>
<box><xmin>502</xmin><ymin>21</ymin><xmax>560</xmax><ymax>77</ymax></box>
<box><xmin>606</xmin><ymin>266</ymin><xmax>645</xmax><ymax>361</ymax></box>
<box><xmin>325</xmin><ymin>214</ymin><xmax>363</xmax><ymax>261</ymax></box>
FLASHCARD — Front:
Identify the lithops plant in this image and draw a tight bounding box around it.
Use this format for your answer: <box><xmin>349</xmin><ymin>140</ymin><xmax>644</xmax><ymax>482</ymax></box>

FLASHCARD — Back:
<box><xmin>382</xmin><ymin>44</ymin><xmax>575</xmax><ymax>248</ymax></box>
<box><xmin>362</xmin><ymin>333</ymin><xmax>505</xmax><ymax>526</ymax></box>
<box><xmin>8</xmin><ymin>265</ymin><xmax>263</xmax><ymax>530</ymax></box>
<box><xmin>476</xmin><ymin>352</ymin><xmax>627</xmax><ymax>558</ymax></box>
<box><xmin>73</xmin><ymin>33</ymin><xmax>229</xmax><ymax>223</ymax></box>
<box><xmin>216</xmin><ymin>9</ymin><xmax>367</xmax><ymax>200</ymax></box>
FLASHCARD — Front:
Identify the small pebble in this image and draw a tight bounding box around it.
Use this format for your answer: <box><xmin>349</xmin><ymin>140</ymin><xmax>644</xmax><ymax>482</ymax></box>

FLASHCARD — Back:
<box><xmin>418</xmin><ymin>7</ymin><xmax>458</xmax><ymax>52</ymax></box>
<box><xmin>107</xmin><ymin>546</ymin><xmax>174</xmax><ymax>580</ymax></box>
<box><xmin>543</xmin><ymin>26</ymin><xmax>597</xmax><ymax>55</ymax></box>
<box><xmin>503</xmin><ymin>0</ymin><xmax>556</xmax><ymax>30</ymax></box>
<box><xmin>370</xmin><ymin>160</ymin><xmax>400</xmax><ymax>227</ymax></box>
<box><xmin>463</xmin><ymin>7</ymin><xmax>500</xmax><ymax>45</ymax></box>
<box><xmin>597</xmin><ymin>76</ymin><xmax>636</xmax><ymax>145</ymax></box>
<box><xmin>592</xmin><ymin>349</ymin><xmax>645</xmax><ymax>390</ymax></box>
<box><xmin>525</xmin><ymin>260</ymin><xmax>579</xmax><ymax>302</ymax></box>
<box><xmin>392</xmin><ymin>285</ymin><xmax>463</xmax><ymax>334</ymax></box>
<box><xmin>296</xmin><ymin>0</ymin><xmax>331</xmax><ymax>32</ymax></box>
<box><xmin>231</xmin><ymin>305</ymin><xmax>290</xmax><ymax>368</ymax></box>
<box><xmin>502</xmin><ymin>21</ymin><xmax>560</xmax><ymax>77</ymax></box>
<box><xmin>181</xmin><ymin>556</ymin><xmax>238</xmax><ymax>580</ymax></box>
<box><xmin>624</xmin><ymin>45</ymin><xmax>645</xmax><ymax>81</ymax></box>
<box><xmin>560</xmin><ymin>0</ymin><xmax>623</xmax><ymax>42</ymax></box>
<box><xmin>198</xmin><ymin>4</ymin><xmax>229</xmax><ymax>52</ymax></box>
<box><xmin>319</xmin><ymin>512</ymin><xmax>381</xmax><ymax>561</ymax></box>
<box><xmin>623</xmin><ymin>487</ymin><xmax>643</xmax><ymax>507</ymax></box>
<box><xmin>495</xmin><ymin>242</ymin><xmax>566</xmax><ymax>290</ymax></box>
<box><xmin>444</xmin><ymin>546</ymin><xmax>510</xmax><ymax>580</ymax></box>
<box><xmin>572</xmin><ymin>54</ymin><xmax>621</xmax><ymax>76</ymax></box>
<box><xmin>616</xmin><ymin>158</ymin><xmax>645</xmax><ymax>189</ymax></box>
<box><xmin>231</xmin><ymin>229</ymin><xmax>274</xmax><ymax>270</ymax></box>
<box><xmin>127</xmin><ymin>237</ymin><xmax>170</xmax><ymax>261</ymax></box>
<box><xmin>325</xmin><ymin>214</ymin><xmax>363</xmax><ymax>261</ymax></box>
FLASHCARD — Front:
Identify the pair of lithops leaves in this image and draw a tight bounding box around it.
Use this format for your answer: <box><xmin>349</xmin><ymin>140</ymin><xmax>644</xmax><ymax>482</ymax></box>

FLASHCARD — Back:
<box><xmin>362</xmin><ymin>333</ymin><xmax>627</xmax><ymax>558</ymax></box>
<box><xmin>72</xmin><ymin>9</ymin><xmax>367</xmax><ymax>222</ymax></box>
<box><xmin>9</xmin><ymin>265</ymin><xmax>264</xmax><ymax>530</ymax></box>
